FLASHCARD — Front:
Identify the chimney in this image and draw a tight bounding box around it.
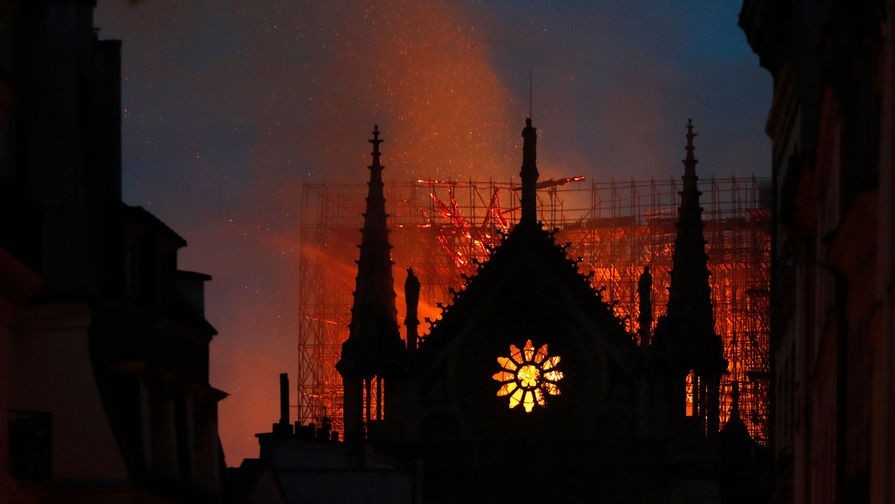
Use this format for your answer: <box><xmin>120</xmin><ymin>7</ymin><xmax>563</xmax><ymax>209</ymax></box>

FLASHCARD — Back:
<box><xmin>273</xmin><ymin>373</ymin><xmax>293</xmax><ymax>436</ymax></box>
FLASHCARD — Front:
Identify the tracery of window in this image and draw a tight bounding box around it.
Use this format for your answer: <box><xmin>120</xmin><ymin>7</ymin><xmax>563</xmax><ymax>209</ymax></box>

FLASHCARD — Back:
<box><xmin>492</xmin><ymin>339</ymin><xmax>563</xmax><ymax>413</ymax></box>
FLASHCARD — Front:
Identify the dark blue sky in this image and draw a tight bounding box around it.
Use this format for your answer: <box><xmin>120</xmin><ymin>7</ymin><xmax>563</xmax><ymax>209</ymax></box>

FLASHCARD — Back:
<box><xmin>96</xmin><ymin>0</ymin><xmax>770</xmax><ymax>464</ymax></box>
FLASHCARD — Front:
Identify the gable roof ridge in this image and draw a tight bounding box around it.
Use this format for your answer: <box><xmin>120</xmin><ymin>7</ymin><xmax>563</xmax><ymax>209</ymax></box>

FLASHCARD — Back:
<box><xmin>418</xmin><ymin>223</ymin><xmax>632</xmax><ymax>354</ymax></box>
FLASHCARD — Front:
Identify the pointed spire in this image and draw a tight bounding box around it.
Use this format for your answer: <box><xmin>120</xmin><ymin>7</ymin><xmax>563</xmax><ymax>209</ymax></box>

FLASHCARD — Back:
<box><xmin>338</xmin><ymin>124</ymin><xmax>402</xmax><ymax>377</ymax></box>
<box><xmin>679</xmin><ymin>118</ymin><xmax>702</xmax><ymax>217</ymax></box>
<box><xmin>519</xmin><ymin>118</ymin><xmax>539</xmax><ymax>225</ymax></box>
<box><xmin>338</xmin><ymin>125</ymin><xmax>404</xmax><ymax>443</ymax></box>
<box><xmin>653</xmin><ymin>119</ymin><xmax>726</xmax><ymax>440</ymax></box>
<box><xmin>662</xmin><ymin>119</ymin><xmax>719</xmax><ymax>372</ymax></box>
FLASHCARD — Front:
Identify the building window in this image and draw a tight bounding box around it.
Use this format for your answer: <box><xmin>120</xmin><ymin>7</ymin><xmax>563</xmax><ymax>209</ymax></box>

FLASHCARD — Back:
<box><xmin>492</xmin><ymin>340</ymin><xmax>563</xmax><ymax>413</ymax></box>
<box><xmin>363</xmin><ymin>376</ymin><xmax>384</xmax><ymax>423</ymax></box>
<box><xmin>686</xmin><ymin>370</ymin><xmax>697</xmax><ymax>417</ymax></box>
<box><xmin>9</xmin><ymin>410</ymin><xmax>52</xmax><ymax>480</ymax></box>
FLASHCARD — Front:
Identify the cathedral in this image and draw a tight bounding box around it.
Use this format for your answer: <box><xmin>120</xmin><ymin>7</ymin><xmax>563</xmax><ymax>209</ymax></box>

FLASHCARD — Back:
<box><xmin>328</xmin><ymin>119</ymin><xmax>767</xmax><ymax>503</ymax></box>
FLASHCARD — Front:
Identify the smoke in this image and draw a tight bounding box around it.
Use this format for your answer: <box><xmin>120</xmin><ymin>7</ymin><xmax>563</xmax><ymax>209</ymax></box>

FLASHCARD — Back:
<box><xmin>94</xmin><ymin>0</ymin><xmax>770</xmax><ymax>465</ymax></box>
<box><xmin>98</xmin><ymin>0</ymin><xmax>521</xmax><ymax>464</ymax></box>
<box><xmin>291</xmin><ymin>0</ymin><xmax>519</xmax><ymax>182</ymax></box>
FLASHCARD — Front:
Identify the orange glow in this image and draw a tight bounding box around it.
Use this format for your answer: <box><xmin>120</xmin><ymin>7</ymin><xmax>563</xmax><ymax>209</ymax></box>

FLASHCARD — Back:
<box><xmin>291</xmin><ymin>5</ymin><xmax>522</xmax><ymax>440</ymax></box>
<box><xmin>686</xmin><ymin>370</ymin><xmax>696</xmax><ymax>417</ymax></box>
<box><xmin>496</xmin><ymin>356</ymin><xmax>517</xmax><ymax>372</ymax></box>
<box><xmin>299</xmin><ymin>176</ymin><xmax>770</xmax><ymax>444</ymax></box>
<box><xmin>517</xmin><ymin>365</ymin><xmax>540</xmax><ymax>388</ymax></box>
<box><xmin>308</xmin><ymin>0</ymin><xmax>516</xmax><ymax>183</ymax></box>
<box><xmin>493</xmin><ymin>340</ymin><xmax>563</xmax><ymax>413</ymax></box>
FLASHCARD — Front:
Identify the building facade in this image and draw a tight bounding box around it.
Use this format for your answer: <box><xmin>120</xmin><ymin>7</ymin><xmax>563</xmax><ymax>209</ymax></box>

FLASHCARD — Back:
<box><xmin>1</xmin><ymin>1</ymin><xmax>225</xmax><ymax>502</ymax></box>
<box><xmin>740</xmin><ymin>1</ymin><xmax>895</xmax><ymax>502</ymax></box>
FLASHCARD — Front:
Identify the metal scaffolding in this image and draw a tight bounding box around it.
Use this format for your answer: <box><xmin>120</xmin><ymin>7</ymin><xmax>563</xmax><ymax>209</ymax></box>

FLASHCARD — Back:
<box><xmin>297</xmin><ymin>176</ymin><xmax>771</xmax><ymax>444</ymax></box>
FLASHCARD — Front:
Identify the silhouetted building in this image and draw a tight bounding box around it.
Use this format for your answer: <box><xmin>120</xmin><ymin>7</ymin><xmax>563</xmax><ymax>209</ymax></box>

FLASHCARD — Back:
<box><xmin>0</xmin><ymin>2</ymin><xmax>225</xmax><ymax>502</ymax></box>
<box><xmin>740</xmin><ymin>0</ymin><xmax>895</xmax><ymax>502</ymax></box>
<box><xmin>224</xmin><ymin>373</ymin><xmax>411</xmax><ymax>504</ymax></box>
<box><xmin>245</xmin><ymin>119</ymin><xmax>769</xmax><ymax>503</ymax></box>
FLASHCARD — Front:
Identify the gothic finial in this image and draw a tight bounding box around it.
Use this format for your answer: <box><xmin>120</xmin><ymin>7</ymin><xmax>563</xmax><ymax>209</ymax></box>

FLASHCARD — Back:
<box><xmin>404</xmin><ymin>268</ymin><xmax>421</xmax><ymax>351</ymax></box>
<box><xmin>370</xmin><ymin>124</ymin><xmax>383</xmax><ymax>165</ymax></box>
<box><xmin>683</xmin><ymin>118</ymin><xmax>698</xmax><ymax>177</ymax></box>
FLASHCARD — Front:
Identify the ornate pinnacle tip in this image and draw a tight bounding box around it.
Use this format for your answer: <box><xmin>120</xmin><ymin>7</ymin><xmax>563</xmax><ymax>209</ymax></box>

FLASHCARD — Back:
<box><xmin>683</xmin><ymin>119</ymin><xmax>698</xmax><ymax>176</ymax></box>
<box><xmin>369</xmin><ymin>124</ymin><xmax>383</xmax><ymax>160</ymax></box>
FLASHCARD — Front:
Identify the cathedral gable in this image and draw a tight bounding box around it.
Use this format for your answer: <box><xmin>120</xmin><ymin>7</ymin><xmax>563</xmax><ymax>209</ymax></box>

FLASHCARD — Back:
<box><xmin>415</xmin><ymin>223</ymin><xmax>637</xmax><ymax>443</ymax></box>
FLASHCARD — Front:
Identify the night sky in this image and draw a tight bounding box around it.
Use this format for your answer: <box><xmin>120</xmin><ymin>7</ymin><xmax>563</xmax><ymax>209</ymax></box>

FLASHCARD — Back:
<box><xmin>94</xmin><ymin>0</ymin><xmax>770</xmax><ymax>465</ymax></box>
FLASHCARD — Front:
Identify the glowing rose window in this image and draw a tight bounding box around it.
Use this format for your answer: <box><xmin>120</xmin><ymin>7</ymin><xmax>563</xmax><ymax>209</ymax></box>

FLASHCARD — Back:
<box><xmin>492</xmin><ymin>340</ymin><xmax>563</xmax><ymax>413</ymax></box>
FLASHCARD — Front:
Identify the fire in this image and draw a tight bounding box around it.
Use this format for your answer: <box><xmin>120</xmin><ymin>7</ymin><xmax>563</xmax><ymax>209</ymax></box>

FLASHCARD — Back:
<box><xmin>299</xmin><ymin>177</ymin><xmax>771</xmax><ymax>443</ymax></box>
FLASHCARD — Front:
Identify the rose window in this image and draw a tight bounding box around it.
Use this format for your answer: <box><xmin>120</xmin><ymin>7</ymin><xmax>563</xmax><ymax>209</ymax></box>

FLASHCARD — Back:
<box><xmin>492</xmin><ymin>339</ymin><xmax>563</xmax><ymax>413</ymax></box>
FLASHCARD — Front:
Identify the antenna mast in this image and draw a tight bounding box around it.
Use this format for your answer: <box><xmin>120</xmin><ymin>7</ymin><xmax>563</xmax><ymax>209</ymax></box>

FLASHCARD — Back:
<box><xmin>529</xmin><ymin>69</ymin><xmax>533</xmax><ymax>120</ymax></box>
